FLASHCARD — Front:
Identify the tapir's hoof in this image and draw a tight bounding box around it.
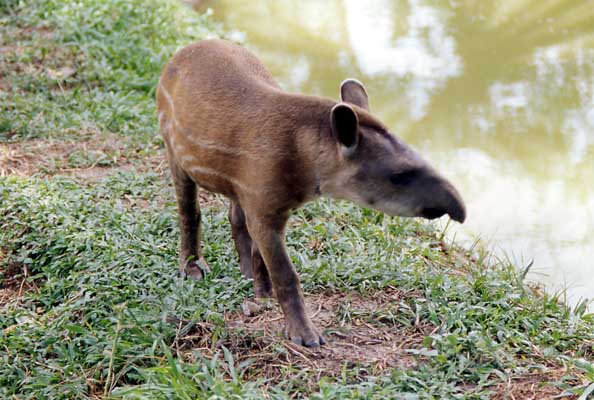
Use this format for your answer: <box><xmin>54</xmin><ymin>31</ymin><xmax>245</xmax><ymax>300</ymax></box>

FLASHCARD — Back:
<box><xmin>180</xmin><ymin>265</ymin><xmax>203</xmax><ymax>280</ymax></box>
<box><xmin>180</xmin><ymin>259</ymin><xmax>210</xmax><ymax>280</ymax></box>
<box><xmin>285</xmin><ymin>324</ymin><xmax>326</xmax><ymax>348</ymax></box>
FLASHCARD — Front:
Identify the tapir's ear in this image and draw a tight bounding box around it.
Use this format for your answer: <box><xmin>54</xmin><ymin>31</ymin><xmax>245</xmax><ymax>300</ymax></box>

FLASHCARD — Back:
<box><xmin>331</xmin><ymin>103</ymin><xmax>359</xmax><ymax>150</ymax></box>
<box><xmin>340</xmin><ymin>79</ymin><xmax>369</xmax><ymax>110</ymax></box>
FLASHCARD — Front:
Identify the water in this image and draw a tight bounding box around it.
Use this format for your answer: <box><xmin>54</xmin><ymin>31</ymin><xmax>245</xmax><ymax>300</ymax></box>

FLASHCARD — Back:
<box><xmin>195</xmin><ymin>0</ymin><xmax>594</xmax><ymax>308</ymax></box>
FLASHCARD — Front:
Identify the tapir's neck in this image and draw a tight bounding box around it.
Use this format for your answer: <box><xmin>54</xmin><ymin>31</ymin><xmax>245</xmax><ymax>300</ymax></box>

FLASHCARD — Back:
<box><xmin>273</xmin><ymin>91</ymin><xmax>336</xmax><ymax>131</ymax></box>
<box><xmin>269</xmin><ymin>90</ymin><xmax>388</xmax><ymax>202</ymax></box>
<box><xmin>272</xmin><ymin>89</ymin><xmax>385</xmax><ymax>139</ymax></box>
<box><xmin>271</xmin><ymin>92</ymin><xmax>340</xmax><ymax>199</ymax></box>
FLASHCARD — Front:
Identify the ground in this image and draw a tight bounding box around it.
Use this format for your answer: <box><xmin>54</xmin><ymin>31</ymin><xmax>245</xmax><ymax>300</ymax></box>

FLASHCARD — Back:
<box><xmin>1</xmin><ymin>1</ymin><xmax>593</xmax><ymax>399</ymax></box>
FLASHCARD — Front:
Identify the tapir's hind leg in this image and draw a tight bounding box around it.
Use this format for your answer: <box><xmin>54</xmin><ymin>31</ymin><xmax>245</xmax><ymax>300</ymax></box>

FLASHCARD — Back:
<box><xmin>168</xmin><ymin>153</ymin><xmax>210</xmax><ymax>280</ymax></box>
<box><xmin>229</xmin><ymin>201</ymin><xmax>272</xmax><ymax>297</ymax></box>
<box><xmin>229</xmin><ymin>201</ymin><xmax>253</xmax><ymax>278</ymax></box>
<box><xmin>250</xmin><ymin>242</ymin><xmax>273</xmax><ymax>298</ymax></box>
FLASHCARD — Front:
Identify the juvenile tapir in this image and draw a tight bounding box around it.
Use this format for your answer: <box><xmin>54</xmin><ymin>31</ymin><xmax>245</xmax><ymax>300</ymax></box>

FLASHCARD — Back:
<box><xmin>156</xmin><ymin>39</ymin><xmax>466</xmax><ymax>347</ymax></box>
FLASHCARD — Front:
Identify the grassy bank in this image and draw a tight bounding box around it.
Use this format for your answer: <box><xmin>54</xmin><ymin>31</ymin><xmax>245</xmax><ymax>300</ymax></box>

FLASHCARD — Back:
<box><xmin>1</xmin><ymin>1</ymin><xmax>593</xmax><ymax>399</ymax></box>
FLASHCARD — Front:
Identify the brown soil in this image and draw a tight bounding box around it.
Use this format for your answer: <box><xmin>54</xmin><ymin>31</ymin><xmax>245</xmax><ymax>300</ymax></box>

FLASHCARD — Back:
<box><xmin>0</xmin><ymin>24</ymin><xmax>80</xmax><ymax>85</ymax></box>
<box><xmin>169</xmin><ymin>289</ymin><xmax>431</xmax><ymax>391</ymax></box>
<box><xmin>489</xmin><ymin>371</ymin><xmax>576</xmax><ymax>400</ymax></box>
<box><xmin>0</xmin><ymin>133</ymin><xmax>163</xmax><ymax>180</ymax></box>
<box><xmin>0</xmin><ymin>248</ymin><xmax>37</xmax><ymax>307</ymax></box>
<box><xmin>0</xmin><ymin>130</ymin><xmax>228</xmax><ymax>212</ymax></box>
<box><xmin>166</xmin><ymin>288</ymin><xmax>578</xmax><ymax>398</ymax></box>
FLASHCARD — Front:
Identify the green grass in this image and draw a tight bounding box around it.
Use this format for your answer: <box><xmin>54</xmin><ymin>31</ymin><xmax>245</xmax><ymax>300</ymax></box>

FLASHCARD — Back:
<box><xmin>2</xmin><ymin>175</ymin><xmax>593</xmax><ymax>398</ymax></box>
<box><xmin>0</xmin><ymin>0</ymin><xmax>219</xmax><ymax>143</ymax></box>
<box><xmin>1</xmin><ymin>0</ymin><xmax>593</xmax><ymax>399</ymax></box>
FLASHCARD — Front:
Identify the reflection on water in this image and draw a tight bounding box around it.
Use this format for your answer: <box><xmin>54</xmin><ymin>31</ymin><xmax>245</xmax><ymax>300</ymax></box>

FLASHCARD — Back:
<box><xmin>196</xmin><ymin>0</ymin><xmax>594</xmax><ymax>308</ymax></box>
<box><xmin>344</xmin><ymin>0</ymin><xmax>463</xmax><ymax>119</ymax></box>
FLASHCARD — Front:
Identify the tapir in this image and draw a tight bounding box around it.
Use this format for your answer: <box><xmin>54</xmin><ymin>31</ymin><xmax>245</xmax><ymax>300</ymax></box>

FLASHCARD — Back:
<box><xmin>156</xmin><ymin>39</ymin><xmax>466</xmax><ymax>347</ymax></box>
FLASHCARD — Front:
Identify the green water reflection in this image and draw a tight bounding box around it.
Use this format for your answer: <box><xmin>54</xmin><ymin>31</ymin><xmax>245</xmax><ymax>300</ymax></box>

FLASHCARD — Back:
<box><xmin>195</xmin><ymin>0</ymin><xmax>594</xmax><ymax>307</ymax></box>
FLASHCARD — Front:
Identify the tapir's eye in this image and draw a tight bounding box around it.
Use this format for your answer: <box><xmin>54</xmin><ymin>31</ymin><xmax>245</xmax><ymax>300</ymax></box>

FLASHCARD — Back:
<box><xmin>390</xmin><ymin>170</ymin><xmax>420</xmax><ymax>186</ymax></box>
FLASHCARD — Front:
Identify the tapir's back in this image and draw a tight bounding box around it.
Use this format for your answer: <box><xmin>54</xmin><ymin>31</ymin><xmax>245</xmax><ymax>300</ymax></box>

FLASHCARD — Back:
<box><xmin>158</xmin><ymin>39</ymin><xmax>280</xmax><ymax>127</ymax></box>
<box><xmin>156</xmin><ymin>39</ymin><xmax>294</xmax><ymax>200</ymax></box>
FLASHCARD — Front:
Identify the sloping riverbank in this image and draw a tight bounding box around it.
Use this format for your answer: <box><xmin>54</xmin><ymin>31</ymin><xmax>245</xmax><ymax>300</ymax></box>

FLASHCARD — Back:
<box><xmin>1</xmin><ymin>1</ymin><xmax>593</xmax><ymax>398</ymax></box>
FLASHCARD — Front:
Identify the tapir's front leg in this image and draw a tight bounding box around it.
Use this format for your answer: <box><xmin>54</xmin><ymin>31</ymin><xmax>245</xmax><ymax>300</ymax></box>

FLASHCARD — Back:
<box><xmin>245</xmin><ymin>213</ymin><xmax>325</xmax><ymax>347</ymax></box>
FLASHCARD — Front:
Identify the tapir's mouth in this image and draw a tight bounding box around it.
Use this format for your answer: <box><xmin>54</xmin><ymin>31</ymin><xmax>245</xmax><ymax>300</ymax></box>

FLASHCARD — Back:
<box><xmin>420</xmin><ymin>207</ymin><xmax>447</xmax><ymax>220</ymax></box>
<box><xmin>419</xmin><ymin>206</ymin><xmax>466</xmax><ymax>223</ymax></box>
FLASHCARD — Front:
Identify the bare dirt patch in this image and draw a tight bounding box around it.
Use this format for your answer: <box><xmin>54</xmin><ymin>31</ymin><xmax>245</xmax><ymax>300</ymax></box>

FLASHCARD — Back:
<box><xmin>488</xmin><ymin>370</ymin><xmax>578</xmax><ymax>400</ymax></box>
<box><xmin>0</xmin><ymin>133</ymin><xmax>163</xmax><ymax>180</ymax></box>
<box><xmin>166</xmin><ymin>288</ymin><xmax>580</xmax><ymax>398</ymax></box>
<box><xmin>169</xmin><ymin>289</ymin><xmax>429</xmax><ymax>389</ymax></box>
<box><xmin>0</xmin><ymin>249</ymin><xmax>37</xmax><ymax>306</ymax></box>
<box><xmin>0</xmin><ymin>24</ymin><xmax>82</xmax><ymax>86</ymax></box>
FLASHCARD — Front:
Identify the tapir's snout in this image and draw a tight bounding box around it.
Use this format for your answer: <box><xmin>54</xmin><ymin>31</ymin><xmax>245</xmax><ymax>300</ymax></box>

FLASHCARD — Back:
<box><xmin>420</xmin><ymin>198</ymin><xmax>465</xmax><ymax>222</ymax></box>
<box><xmin>418</xmin><ymin>178</ymin><xmax>466</xmax><ymax>223</ymax></box>
<box><xmin>446</xmin><ymin>193</ymin><xmax>466</xmax><ymax>223</ymax></box>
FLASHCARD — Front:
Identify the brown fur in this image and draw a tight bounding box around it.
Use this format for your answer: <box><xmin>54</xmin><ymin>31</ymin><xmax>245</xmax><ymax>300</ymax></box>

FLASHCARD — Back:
<box><xmin>157</xmin><ymin>39</ymin><xmax>465</xmax><ymax>347</ymax></box>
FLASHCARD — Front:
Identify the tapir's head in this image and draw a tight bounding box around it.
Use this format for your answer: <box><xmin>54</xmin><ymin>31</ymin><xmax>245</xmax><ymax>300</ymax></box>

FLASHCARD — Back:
<box><xmin>320</xmin><ymin>79</ymin><xmax>466</xmax><ymax>223</ymax></box>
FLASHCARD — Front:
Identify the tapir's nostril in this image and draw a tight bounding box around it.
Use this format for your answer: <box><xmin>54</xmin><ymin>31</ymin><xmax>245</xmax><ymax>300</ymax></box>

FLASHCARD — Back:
<box><xmin>421</xmin><ymin>207</ymin><xmax>447</xmax><ymax>220</ymax></box>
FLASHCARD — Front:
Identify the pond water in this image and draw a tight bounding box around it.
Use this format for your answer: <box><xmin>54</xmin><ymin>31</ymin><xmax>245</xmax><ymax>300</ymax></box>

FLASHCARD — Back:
<box><xmin>195</xmin><ymin>0</ymin><xmax>594</xmax><ymax>309</ymax></box>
